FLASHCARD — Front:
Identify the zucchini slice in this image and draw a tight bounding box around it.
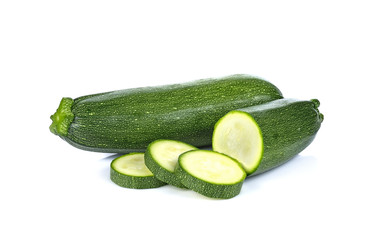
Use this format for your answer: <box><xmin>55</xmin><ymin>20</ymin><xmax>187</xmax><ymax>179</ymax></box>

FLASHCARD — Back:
<box><xmin>212</xmin><ymin>111</ymin><xmax>263</xmax><ymax>175</ymax></box>
<box><xmin>175</xmin><ymin>150</ymin><xmax>246</xmax><ymax>199</ymax></box>
<box><xmin>110</xmin><ymin>153</ymin><xmax>166</xmax><ymax>189</ymax></box>
<box><xmin>144</xmin><ymin>140</ymin><xmax>197</xmax><ymax>188</ymax></box>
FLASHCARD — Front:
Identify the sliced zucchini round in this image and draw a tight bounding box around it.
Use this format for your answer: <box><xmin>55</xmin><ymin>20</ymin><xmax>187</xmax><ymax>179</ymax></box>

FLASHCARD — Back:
<box><xmin>175</xmin><ymin>150</ymin><xmax>246</xmax><ymax>199</ymax></box>
<box><xmin>144</xmin><ymin>139</ymin><xmax>197</xmax><ymax>188</ymax></box>
<box><xmin>212</xmin><ymin>111</ymin><xmax>263</xmax><ymax>175</ymax></box>
<box><xmin>110</xmin><ymin>153</ymin><xmax>166</xmax><ymax>189</ymax></box>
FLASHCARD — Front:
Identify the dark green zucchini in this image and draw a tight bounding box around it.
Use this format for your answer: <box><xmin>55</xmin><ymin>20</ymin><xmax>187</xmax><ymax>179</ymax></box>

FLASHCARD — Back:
<box><xmin>50</xmin><ymin>74</ymin><xmax>283</xmax><ymax>153</ymax></box>
<box><xmin>213</xmin><ymin>98</ymin><xmax>323</xmax><ymax>176</ymax></box>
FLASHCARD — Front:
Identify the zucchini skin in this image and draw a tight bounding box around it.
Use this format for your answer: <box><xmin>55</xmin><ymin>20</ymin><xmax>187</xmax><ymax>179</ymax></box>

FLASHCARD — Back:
<box><xmin>238</xmin><ymin>98</ymin><xmax>323</xmax><ymax>176</ymax></box>
<box><xmin>50</xmin><ymin>74</ymin><xmax>283</xmax><ymax>153</ymax></box>
<box><xmin>175</xmin><ymin>164</ymin><xmax>244</xmax><ymax>199</ymax></box>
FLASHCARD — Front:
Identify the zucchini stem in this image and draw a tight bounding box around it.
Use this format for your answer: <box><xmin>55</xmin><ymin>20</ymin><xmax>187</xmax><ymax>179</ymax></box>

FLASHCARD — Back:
<box><xmin>50</xmin><ymin>98</ymin><xmax>74</xmax><ymax>136</ymax></box>
<box><xmin>310</xmin><ymin>99</ymin><xmax>324</xmax><ymax>123</ymax></box>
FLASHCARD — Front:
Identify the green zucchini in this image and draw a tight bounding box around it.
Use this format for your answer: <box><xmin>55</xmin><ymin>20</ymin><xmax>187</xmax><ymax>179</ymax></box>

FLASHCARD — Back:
<box><xmin>144</xmin><ymin>139</ymin><xmax>197</xmax><ymax>188</ymax></box>
<box><xmin>212</xmin><ymin>98</ymin><xmax>323</xmax><ymax>176</ymax></box>
<box><xmin>174</xmin><ymin>150</ymin><xmax>246</xmax><ymax>199</ymax></box>
<box><xmin>110</xmin><ymin>153</ymin><xmax>166</xmax><ymax>189</ymax></box>
<box><xmin>49</xmin><ymin>74</ymin><xmax>283</xmax><ymax>153</ymax></box>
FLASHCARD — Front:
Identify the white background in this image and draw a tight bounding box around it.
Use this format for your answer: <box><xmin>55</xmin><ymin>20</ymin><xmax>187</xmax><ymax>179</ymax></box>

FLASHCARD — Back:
<box><xmin>1</xmin><ymin>0</ymin><xmax>382</xmax><ymax>239</ymax></box>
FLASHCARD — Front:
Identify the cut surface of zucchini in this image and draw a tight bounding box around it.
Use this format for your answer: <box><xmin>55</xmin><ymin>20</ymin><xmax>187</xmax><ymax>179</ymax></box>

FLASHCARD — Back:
<box><xmin>175</xmin><ymin>150</ymin><xmax>246</xmax><ymax>199</ymax></box>
<box><xmin>145</xmin><ymin>139</ymin><xmax>197</xmax><ymax>188</ymax></box>
<box><xmin>110</xmin><ymin>153</ymin><xmax>166</xmax><ymax>189</ymax></box>
<box><xmin>212</xmin><ymin>111</ymin><xmax>263</xmax><ymax>175</ymax></box>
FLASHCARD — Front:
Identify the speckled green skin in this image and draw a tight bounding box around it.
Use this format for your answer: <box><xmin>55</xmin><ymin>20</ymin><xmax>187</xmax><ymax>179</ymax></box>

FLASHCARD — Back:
<box><xmin>50</xmin><ymin>74</ymin><xmax>283</xmax><ymax>153</ymax></box>
<box><xmin>110</xmin><ymin>168</ymin><xmax>166</xmax><ymax>189</ymax></box>
<box><xmin>175</xmin><ymin>150</ymin><xmax>246</xmax><ymax>199</ymax></box>
<box><xmin>238</xmin><ymin>99</ymin><xmax>324</xmax><ymax>176</ymax></box>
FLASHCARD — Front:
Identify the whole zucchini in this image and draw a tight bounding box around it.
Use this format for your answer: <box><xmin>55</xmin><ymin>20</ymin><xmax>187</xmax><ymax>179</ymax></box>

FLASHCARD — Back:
<box><xmin>49</xmin><ymin>74</ymin><xmax>283</xmax><ymax>153</ymax></box>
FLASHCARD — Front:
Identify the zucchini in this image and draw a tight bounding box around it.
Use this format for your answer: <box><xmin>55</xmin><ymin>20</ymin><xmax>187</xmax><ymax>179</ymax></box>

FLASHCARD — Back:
<box><xmin>110</xmin><ymin>153</ymin><xmax>166</xmax><ymax>189</ymax></box>
<box><xmin>144</xmin><ymin>139</ymin><xmax>197</xmax><ymax>188</ymax></box>
<box><xmin>49</xmin><ymin>74</ymin><xmax>283</xmax><ymax>153</ymax></box>
<box><xmin>174</xmin><ymin>150</ymin><xmax>246</xmax><ymax>199</ymax></box>
<box><xmin>212</xmin><ymin>98</ymin><xmax>323</xmax><ymax>176</ymax></box>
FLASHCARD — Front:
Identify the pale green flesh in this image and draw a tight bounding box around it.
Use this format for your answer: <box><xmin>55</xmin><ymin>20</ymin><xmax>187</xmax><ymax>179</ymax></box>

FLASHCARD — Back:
<box><xmin>112</xmin><ymin>153</ymin><xmax>153</xmax><ymax>177</ymax></box>
<box><xmin>212</xmin><ymin>111</ymin><xmax>263</xmax><ymax>174</ymax></box>
<box><xmin>180</xmin><ymin>150</ymin><xmax>246</xmax><ymax>184</ymax></box>
<box><xmin>149</xmin><ymin>140</ymin><xmax>197</xmax><ymax>172</ymax></box>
